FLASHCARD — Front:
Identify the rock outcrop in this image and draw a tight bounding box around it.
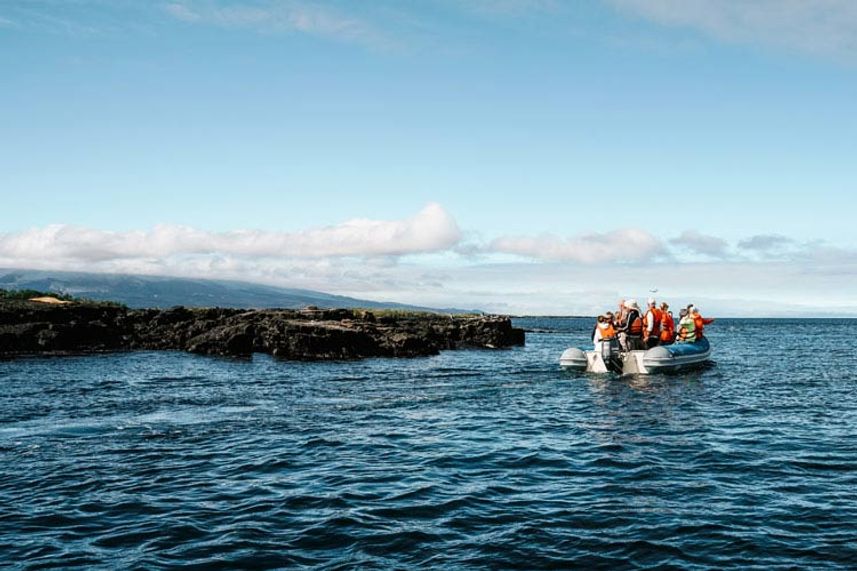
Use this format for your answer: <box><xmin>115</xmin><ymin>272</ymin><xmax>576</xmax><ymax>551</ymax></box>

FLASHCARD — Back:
<box><xmin>0</xmin><ymin>301</ymin><xmax>525</xmax><ymax>360</ymax></box>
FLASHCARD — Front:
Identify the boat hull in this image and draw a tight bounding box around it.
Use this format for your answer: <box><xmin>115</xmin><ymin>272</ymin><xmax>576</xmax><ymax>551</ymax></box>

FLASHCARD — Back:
<box><xmin>560</xmin><ymin>338</ymin><xmax>711</xmax><ymax>375</ymax></box>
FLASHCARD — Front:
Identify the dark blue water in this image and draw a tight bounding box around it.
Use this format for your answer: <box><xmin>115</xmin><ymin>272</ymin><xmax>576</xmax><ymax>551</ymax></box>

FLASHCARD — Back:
<box><xmin>2</xmin><ymin>318</ymin><xmax>857</xmax><ymax>569</ymax></box>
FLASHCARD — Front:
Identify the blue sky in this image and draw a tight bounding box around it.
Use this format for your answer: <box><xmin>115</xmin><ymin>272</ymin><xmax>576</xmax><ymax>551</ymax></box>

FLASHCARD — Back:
<box><xmin>1</xmin><ymin>1</ymin><xmax>856</xmax><ymax>315</ymax></box>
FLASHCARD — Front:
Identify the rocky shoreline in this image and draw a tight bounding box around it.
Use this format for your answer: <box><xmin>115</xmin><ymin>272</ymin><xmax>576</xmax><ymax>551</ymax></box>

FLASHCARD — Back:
<box><xmin>0</xmin><ymin>301</ymin><xmax>525</xmax><ymax>360</ymax></box>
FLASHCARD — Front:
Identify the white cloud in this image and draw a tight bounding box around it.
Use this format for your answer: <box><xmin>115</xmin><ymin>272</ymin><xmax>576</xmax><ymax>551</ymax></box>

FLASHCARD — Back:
<box><xmin>164</xmin><ymin>3</ymin><xmax>201</xmax><ymax>22</ymax></box>
<box><xmin>737</xmin><ymin>234</ymin><xmax>794</xmax><ymax>252</ymax></box>
<box><xmin>609</xmin><ymin>0</ymin><xmax>857</xmax><ymax>60</ymax></box>
<box><xmin>0</xmin><ymin>203</ymin><xmax>461</xmax><ymax>264</ymax></box>
<box><xmin>462</xmin><ymin>0</ymin><xmax>559</xmax><ymax>16</ymax></box>
<box><xmin>422</xmin><ymin>259</ymin><xmax>857</xmax><ymax>316</ymax></box>
<box><xmin>670</xmin><ymin>230</ymin><xmax>729</xmax><ymax>258</ymax></box>
<box><xmin>487</xmin><ymin>228</ymin><xmax>667</xmax><ymax>263</ymax></box>
<box><xmin>5</xmin><ymin>207</ymin><xmax>857</xmax><ymax>315</ymax></box>
<box><xmin>164</xmin><ymin>1</ymin><xmax>387</xmax><ymax>48</ymax></box>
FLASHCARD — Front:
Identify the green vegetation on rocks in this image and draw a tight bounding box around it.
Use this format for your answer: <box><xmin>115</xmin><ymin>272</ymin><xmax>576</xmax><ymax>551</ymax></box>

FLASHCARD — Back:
<box><xmin>0</xmin><ymin>288</ymin><xmax>126</xmax><ymax>308</ymax></box>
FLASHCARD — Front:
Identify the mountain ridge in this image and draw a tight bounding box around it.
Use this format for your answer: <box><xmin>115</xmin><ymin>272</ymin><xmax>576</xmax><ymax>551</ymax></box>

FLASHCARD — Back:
<box><xmin>0</xmin><ymin>269</ymin><xmax>480</xmax><ymax>314</ymax></box>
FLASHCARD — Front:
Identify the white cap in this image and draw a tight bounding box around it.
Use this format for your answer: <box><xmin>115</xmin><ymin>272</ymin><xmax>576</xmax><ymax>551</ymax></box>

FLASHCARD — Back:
<box><xmin>624</xmin><ymin>299</ymin><xmax>639</xmax><ymax>310</ymax></box>
<box><xmin>647</xmin><ymin>297</ymin><xmax>655</xmax><ymax>305</ymax></box>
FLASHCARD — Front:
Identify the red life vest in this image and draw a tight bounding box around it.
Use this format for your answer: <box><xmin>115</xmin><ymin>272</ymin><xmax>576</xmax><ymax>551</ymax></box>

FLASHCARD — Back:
<box><xmin>693</xmin><ymin>314</ymin><xmax>714</xmax><ymax>338</ymax></box>
<box><xmin>644</xmin><ymin>307</ymin><xmax>662</xmax><ymax>337</ymax></box>
<box><xmin>659</xmin><ymin>311</ymin><xmax>675</xmax><ymax>343</ymax></box>
<box><xmin>599</xmin><ymin>322</ymin><xmax>616</xmax><ymax>340</ymax></box>
<box><xmin>628</xmin><ymin>310</ymin><xmax>643</xmax><ymax>336</ymax></box>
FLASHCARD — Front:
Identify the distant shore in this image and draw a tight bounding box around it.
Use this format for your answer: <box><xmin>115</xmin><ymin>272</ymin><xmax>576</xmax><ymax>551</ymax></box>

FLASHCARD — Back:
<box><xmin>0</xmin><ymin>299</ymin><xmax>525</xmax><ymax>360</ymax></box>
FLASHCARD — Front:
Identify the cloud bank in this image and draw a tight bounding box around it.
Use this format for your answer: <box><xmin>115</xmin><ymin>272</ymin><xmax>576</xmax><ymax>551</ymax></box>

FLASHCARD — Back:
<box><xmin>487</xmin><ymin>229</ymin><xmax>666</xmax><ymax>263</ymax></box>
<box><xmin>609</xmin><ymin>0</ymin><xmax>857</xmax><ymax>60</ymax></box>
<box><xmin>670</xmin><ymin>230</ymin><xmax>729</xmax><ymax>258</ymax></box>
<box><xmin>3</xmin><ymin>203</ymin><xmax>856</xmax><ymax>315</ymax></box>
<box><xmin>0</xmin><ymin>203</ymin><xmax>461</xmax><ymax>264</ymax></box>
<box><xmin>164</xmin><ymin>1</ymin><xmax>387</xmax><ymax>48</ymax></box>
<box><xmin>1</xmin><ymin>204</ymin><xmax>847</xmax><ymax>270</ymax></box>
<box><xmin>737</xmin><ymin>234</ymin><xmax>793</xmax><ymax>252</ymax></box>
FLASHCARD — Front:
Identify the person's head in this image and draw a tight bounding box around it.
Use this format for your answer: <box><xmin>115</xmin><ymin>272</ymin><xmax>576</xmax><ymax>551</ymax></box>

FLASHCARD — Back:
<box><xmin>647</xmin><ymin>297</ymin><xmax>656</xmax><ymax>307</ymax></box>
<box><xmin>692</xmin><ymin>306</ymin><xmax>700</xmax><ymax>315</ymax></box>
<box><xmin>605</xmin><ymin>311</ymin><xmax>614</xmax><ymax>320</ymax></box>
<box><xmin>679</xmin><ymin>308</ymin><xmax>689</xmax><ymax>318</ymax></box>
<box><xmin>618</xmin><ymin>299</ymin><xmax>625</xmax><ymax>309</ymax></box>
<box><xmin>597</xmin><ymin>315</ymin><xmax>605</xmax><ymax>323</ymax></box>
<box><xmin>625</xmin><ymin>299</ymin><xmax>639</xmax><ymax>311</ymax></box>
<box><xmin>660</xmin><ymin>302</ymin><xmax>669</xmax><ymax>311</ymax></box>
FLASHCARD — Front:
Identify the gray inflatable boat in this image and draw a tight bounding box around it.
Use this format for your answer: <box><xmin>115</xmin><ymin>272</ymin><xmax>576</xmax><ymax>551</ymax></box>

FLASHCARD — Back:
<box><xmin>560</xmin><ymin>338</ymin><xmax>711</xmax><ymax>375</ymax></box>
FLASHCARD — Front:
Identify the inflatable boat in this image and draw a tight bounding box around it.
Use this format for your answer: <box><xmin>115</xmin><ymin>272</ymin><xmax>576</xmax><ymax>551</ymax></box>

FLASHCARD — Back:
<box><xmin>560</xmin><ymin>338</ymin><xmax>711</xmax><ymax>375</ymax></box>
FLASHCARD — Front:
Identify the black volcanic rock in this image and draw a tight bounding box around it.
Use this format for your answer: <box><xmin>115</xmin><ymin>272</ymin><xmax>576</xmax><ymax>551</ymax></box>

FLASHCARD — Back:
<box><xmin>186</xmin><ymin>323</ymin><xmax>255</xmax><ymax>356</ymax></box>
<box><xmin>0</xmin><ymin>300</ymin><xmax>525</xmax><ymax>360</ymax></box>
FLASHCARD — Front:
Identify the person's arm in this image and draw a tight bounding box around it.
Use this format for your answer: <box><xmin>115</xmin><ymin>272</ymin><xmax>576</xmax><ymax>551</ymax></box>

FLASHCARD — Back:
<box><xmin>646</xmin><ymin>310</ymin><xmax>655</xmax><ymax>334</ymax></box>
<box><xmin>703</xmin><ymin>317</ymin><xmax>715</xmax><ymax>325</ymax></box>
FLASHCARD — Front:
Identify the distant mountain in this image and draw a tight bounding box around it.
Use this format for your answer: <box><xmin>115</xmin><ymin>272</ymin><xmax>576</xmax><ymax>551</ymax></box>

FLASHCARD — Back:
<box><xmin>0</xmin><ymin>269</ymin><xmax>479</xmax><ymax>313</ymax></box>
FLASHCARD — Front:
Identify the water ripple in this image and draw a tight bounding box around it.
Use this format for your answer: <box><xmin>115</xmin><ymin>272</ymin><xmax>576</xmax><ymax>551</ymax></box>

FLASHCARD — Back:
<box><xmin>2</xmin><ymin>319</ymin><xmax>857</xmax><ymax>568</ymax></box>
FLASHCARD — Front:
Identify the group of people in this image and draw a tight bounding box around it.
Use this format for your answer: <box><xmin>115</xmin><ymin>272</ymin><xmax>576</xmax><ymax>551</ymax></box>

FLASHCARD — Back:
<box><xmin>592</xmin><ymin>298</ymin><xmax>714</xmax><ymax>352</ymax></box>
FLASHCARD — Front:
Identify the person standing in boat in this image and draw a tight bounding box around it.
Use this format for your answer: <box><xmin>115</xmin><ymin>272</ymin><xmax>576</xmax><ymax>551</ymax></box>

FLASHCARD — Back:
<box><xmin>590</xmin><ymin>314</ymin><xmax>601</xmax><ymax>345</ymax></box>
<box><xmin>613</xmin><ymin>299</ymin><xmax>626</xmax><ymax>327</ymax></box>
<box><xmin>592</xmin><ymin>314</ymin><xmax>617</xmax><ymax>352</ymax></box>
<box><xmin>690</xmin><ymin>306</ymin><xmax>714</xmax><ymax>339</ymax></box>
<box><xmin>591</xmin><ymin>312</ymin><xmax>614</xmax><ymax>343</ymax></box>
<box><xmin>643</xmin><ymin>298</ymin><xmax>662</xmax><ymax>349</ymax></box>
<box><xmin>616</xmin><ymin>299</ymin><xmax>644</xmax><ymax>351</ymax></box>
<box><xmin>604</xmin><ymin>311</ymin><xmax>616</xmax><ymax>336</ymax></box>
<box><xmin>611</xmin><ymin>300</ymin><xmax>626</xmax><ymax>345</ymax></box>
<box><xmin>659</xmin><ymin>302</ymin><xmax>676</xmax><ymax>345</ymax></box>
<box><xmin>677</xmin><ymin>308</ymin><xmax>697</xmax><ymax>343</ymax></box>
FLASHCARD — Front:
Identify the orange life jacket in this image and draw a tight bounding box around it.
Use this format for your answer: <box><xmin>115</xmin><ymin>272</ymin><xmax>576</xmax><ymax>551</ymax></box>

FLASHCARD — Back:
<box><xmin>693</xmin><ymin>314</ymin><xmax>714</xmax><ymax>338</ymax></box>
<box><xmin>659</xmin><ymin>311</ymin><xmax>675</xmax><ymax>342</ymax></box>
<box><xmin>644</xmin><ymin>307</ymin><xmax>662</xmax><ymax>337</ymax></box>
<box><xmin>628</xmin><ymin>310</ymin><xmax>643</xmax><ymax>336</ymax></box>
<box><xmin>598</xmin><ymin>322</ymin><xmax>616</xmax><ymax>340</ymax></box>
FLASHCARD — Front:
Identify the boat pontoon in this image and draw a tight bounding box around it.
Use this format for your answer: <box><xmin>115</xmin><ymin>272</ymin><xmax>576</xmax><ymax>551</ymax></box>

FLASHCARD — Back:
<box><xmin>560</xmin><ymin>338</ymin><xmax>711</xmax><ymax>375</ymax></box>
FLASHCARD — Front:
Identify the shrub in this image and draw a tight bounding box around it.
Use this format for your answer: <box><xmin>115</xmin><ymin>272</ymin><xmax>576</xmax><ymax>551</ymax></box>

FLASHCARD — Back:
<box><xmin>0</xmin><ymin>288</ymin><xmax>126</xmax><ymax>308</ymax></box>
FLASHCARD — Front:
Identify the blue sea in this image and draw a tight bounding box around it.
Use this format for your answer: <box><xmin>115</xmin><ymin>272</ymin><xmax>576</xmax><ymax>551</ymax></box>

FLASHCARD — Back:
<box><xmin>2</xmin><ymin>318</ymin><xmax>857</xmax><ymax>569</ymax></box>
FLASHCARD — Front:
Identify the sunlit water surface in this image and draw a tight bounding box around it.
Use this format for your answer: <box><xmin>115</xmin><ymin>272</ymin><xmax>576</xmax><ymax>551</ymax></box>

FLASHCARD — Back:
<box><xmin>2</xmin><ymin>318</ymin><xmax>857</xmax><ymax>569</ymax></box>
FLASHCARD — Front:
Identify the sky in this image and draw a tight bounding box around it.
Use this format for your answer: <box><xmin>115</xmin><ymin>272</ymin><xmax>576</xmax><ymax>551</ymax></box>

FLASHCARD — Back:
<box><xmin>1</xmin><ymin>0</ymin><xmax>856</xmax><ymax>315</ymax></box>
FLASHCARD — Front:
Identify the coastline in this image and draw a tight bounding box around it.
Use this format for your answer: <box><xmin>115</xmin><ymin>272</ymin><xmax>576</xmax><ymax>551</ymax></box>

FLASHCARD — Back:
<box><xmin>0</xmin><ymin>300</ymin><xmax>525</xmax><ymax>360</ymax></box>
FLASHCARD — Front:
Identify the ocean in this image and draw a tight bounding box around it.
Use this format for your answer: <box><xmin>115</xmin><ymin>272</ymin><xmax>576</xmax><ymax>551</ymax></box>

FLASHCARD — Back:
<box><xmin>2</xmin><ymin>318</ymin><xmax>856</xmax><ymax>569</ymax></box>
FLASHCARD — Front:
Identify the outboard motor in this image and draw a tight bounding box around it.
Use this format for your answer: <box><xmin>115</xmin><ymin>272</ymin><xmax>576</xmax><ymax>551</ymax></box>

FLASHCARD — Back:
<box><xmin>601</xmin><ymin>338</ymin><xmax>623</xmax><ymax>374</ymax></box>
